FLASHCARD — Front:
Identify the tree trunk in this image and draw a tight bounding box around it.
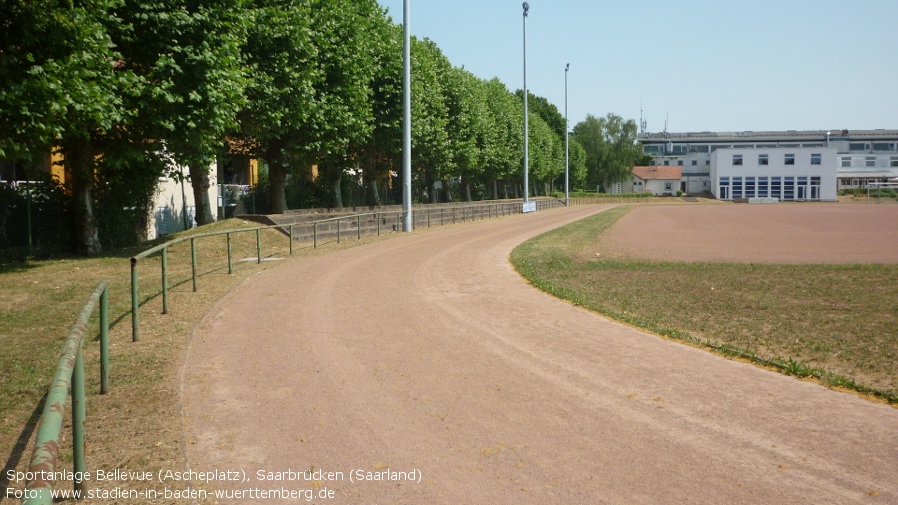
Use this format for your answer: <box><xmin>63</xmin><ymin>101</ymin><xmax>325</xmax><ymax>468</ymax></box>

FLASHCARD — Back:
<box><xmin>331</xmin><ymin>173</ymin><xmax>343</xmax><ymax>209</ymax></box>
<box><xmin>363</xmin><ymin>153</ymin><xmax>381</xmax><ymax>207</ymax></box>
<box><xmin>442</xmin><ymin>179</ymin><xmax>453</xmax><ymax>203</ymax></box>
<box><xmin>425</xmin><ymin>170</ymin><xmax>437</xmax><ymax>203</ymax></box>
<box><xmin>492</xmin><ymin>179</ymin><xmax>498</xmax><ymax>200</ymax></box>
<box><xmin>63</xmin><ymin>137</ymin><xmax>102</xmax><ymax>256</ymax></box>
<box><xmin>189</xmin><ymin>161</ymin><xmax>214</xmax><ymax>225</ymax></box>
<box><xmin>462</xmin><ymin>175</ymin><xmax>472</xmax><ymax>202</ymax></box>
<box><xmin>266</xmin><ymin>142</ymin><xmax>287</xmax><ymax>214</ymax></box>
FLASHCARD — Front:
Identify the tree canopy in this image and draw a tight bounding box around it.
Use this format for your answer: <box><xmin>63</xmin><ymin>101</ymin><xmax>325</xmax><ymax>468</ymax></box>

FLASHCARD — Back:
<box><xmin>1</xmin><ymin>0</ymin><xmax>633</xmax><ymax>254</ymax></box>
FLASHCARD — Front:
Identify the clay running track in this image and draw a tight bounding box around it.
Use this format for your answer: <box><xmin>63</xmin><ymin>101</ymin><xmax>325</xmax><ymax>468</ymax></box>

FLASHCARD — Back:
<box><xmin>182</xmin><ymin>204</ymin><xmax>897</xmax><ymax>504</ymax></box>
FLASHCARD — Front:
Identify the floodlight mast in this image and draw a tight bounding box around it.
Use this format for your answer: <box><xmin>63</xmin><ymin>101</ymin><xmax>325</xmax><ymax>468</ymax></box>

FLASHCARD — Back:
<box><xmin>522</xmin><ymin>2</ymin><xmax>529</xmax><ymax>204</ymax></box>
<box><xmin>565</xmin><ymin>63</ymin><xmax>570</xmax><ymax>206</ymax></box>
<box><xmin>402</xmin><ymin>0</ymin><xmax>412</xmax><ymax>232</ymax></box>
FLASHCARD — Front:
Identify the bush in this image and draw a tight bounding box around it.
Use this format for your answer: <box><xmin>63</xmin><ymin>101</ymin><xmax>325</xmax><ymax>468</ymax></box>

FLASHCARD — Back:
<box><xmin>676</xmin><ymin>190</ymin><xmax>683</xmax><ymax>197</ymax></box>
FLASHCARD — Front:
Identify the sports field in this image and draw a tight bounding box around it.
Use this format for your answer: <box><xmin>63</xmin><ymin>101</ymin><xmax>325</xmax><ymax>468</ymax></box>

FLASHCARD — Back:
<box><xmin>599</xmin><ymin>204</ymin><xmax>898</xmax><ymax>264</ymax></box>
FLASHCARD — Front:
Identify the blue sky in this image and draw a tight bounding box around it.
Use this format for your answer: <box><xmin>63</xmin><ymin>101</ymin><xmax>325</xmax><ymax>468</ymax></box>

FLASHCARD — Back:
<box><xmin>375</xmin><ymin>0</ymin><xmax>898</xmax><ymax>133</ymax></box>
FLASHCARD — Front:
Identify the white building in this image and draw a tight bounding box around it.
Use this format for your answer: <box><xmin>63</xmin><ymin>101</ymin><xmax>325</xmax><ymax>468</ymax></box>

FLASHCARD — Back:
<box><xmin>638</xmin><ymin>129</ymin><xmax>898</xmax><ymax>196</ymax></box>
<box><xmin>627</xmin><ymin>166</ymin><xmax>682</xmax><ymax>195</ymax></box>
<box><xmin>710</xmin><ymin>148</ymin><xmax>837</xmax><ymax>201</ymax></box>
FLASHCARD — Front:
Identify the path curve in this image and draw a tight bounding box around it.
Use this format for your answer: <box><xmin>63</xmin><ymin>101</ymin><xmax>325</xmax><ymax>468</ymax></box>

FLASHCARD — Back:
<box><xmin>183</xmin><ymin>205</ymin><xmax>897</xmax><ymax>504</ymax></box>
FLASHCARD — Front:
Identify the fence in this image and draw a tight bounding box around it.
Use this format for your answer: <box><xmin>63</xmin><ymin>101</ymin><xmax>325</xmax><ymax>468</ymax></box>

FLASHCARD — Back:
<box><xmin>128</xmin><ymin>198</ymin><xmax>564</xmax><ymax>342</ymax></box>
<box><xmin>22</xmin><ymin>282</ymin><xmax>110</xmax><ymax>505</ymax></box>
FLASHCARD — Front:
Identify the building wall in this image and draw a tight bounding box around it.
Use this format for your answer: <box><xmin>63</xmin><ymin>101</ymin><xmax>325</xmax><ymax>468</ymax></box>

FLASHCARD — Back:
<box><xmin>639</xmin><ymin>129</ymin><xmax>898</xmax><ymax>195</ymax></box>
<box><xmin>710</xmin><ymin>148</ymin><xmax>837</xmax><ymax>201</ymax></box>
<box><xmin>147</xmin><ymin>163</ymin><xmax>219</xmax><ymax>240</ymax></box>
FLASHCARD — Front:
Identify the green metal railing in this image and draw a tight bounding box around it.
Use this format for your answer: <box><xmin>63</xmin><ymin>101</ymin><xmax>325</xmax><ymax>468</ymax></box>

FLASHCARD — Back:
<box><xmin>129</xmin><ymin>199</ymin><xmax>565</xmax><ymax>342</ymax></box>
<box><xmin>23</xmin><ymin>281</ymin><xmax>110</xmax><ymax>505</ymax></box>
<box><xmin>129</xmin><ymin>225</ymin><xmax>297</xmax><ymax>342</ymax></box>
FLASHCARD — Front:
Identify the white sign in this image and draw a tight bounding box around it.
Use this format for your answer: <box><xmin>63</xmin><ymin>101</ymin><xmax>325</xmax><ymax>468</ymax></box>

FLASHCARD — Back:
<box><xmin>522</xmin><ymin>201</ymin><xmax>537</xmax><ymax>213</ymax></box>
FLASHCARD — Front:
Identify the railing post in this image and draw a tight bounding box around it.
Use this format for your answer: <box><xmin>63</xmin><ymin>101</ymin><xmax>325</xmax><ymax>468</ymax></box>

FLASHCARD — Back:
<box><xmin>289</xmin><ymin>225</ymin><xmax>294</xmax><ymax>255</ymax></box>
<box><xmin>377</xmin><ymin>214</ymin><xmax>381</xmax><ymax>236</ymax></box>
<box><xmin>227</xmin><ymin>233</ymin><xmax>233</xmax><ymax>274</ymax></box>
<box><xmin>130</xmin><ymin>259</ymin><xmax>139</xmax><ymax>342</ymax></box>
<box><xmin>161</xmin><ymin>247</ymin><xmax>168</xmax><ymax>314</ymax></box>
<box><xmin>396</xmin><ymin>211</ymin><xmax>400</xmax><ymax>231</ymax></box>
<box><xmin>72</xmin><ymin>344</ymin><xmax>86</xmax><ymax>494</ymax></box>
<box><xmin>441</xmin><ymin>208</ymin><xmax>444</xmax><ymax>225</ymax></box>
<box><xmin>100</xmin><ymin>287</ymin><xmax>109</xmax><ymax>394</ymax></box>
<box><xmin>314</xmin><ymin>222</ymin><xmax>318</xmax><ymax>248</ymax></box>
<box><xmin>337</xmin><ymin>219</ymin><xmax>341</xmax><ymax>243</ymax></box>
<box><xmin>428</xmin><ymin>209</ymin><xmax>431</xmax><ymax>228</ymax></box>
<box><xmin>357</xmin><ymin>215</ymin><xmax>362</xmax><ymax>240</ymax></box>
<box><xmin>256</xmin><ymin>228</ymin><xmax>262</xmax><ymax>264</ymax></box>
<box><xmin>191</xmin><ymin>237</ymin><xmax>198</xmax><ymax>292</ymax></box>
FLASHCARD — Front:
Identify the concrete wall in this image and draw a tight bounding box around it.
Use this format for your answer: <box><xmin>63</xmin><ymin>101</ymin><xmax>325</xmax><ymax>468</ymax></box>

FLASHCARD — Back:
<box><xmin>148</xmin><ymin>163</ymin><xmax>219</xmax><ymax>240</ymax></box>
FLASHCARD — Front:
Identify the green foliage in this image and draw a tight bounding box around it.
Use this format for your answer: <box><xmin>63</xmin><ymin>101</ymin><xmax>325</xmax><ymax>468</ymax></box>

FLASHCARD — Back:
<box><xmin>572</xmin><ymin>113</ymin><xmax>641</xmax><ymax>191</ymax></box>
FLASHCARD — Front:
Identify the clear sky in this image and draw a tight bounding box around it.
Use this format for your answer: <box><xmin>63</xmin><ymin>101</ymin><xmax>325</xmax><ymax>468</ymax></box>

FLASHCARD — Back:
<box><xmin>375</xmin><ymin>0</ymin><xmax>898</xmax><ymax>134</ymax></box>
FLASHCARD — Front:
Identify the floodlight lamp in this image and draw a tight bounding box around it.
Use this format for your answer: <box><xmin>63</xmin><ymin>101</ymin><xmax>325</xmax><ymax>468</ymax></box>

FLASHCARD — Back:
<box><xmin>566</xmin><ymin>63</ymin><xmax>570</xmax><ymax>71</ymax></box>
<box><xmin>523</xmin><ymin>2</ymin><xmax>529</xmax><ymax>15</ymax></box>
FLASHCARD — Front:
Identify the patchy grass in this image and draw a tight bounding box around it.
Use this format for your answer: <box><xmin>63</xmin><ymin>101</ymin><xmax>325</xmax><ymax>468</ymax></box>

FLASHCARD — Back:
<box><xmin>511</xmin><ymin>207</ymin><xmax>898</xmax><ymax>404</ymax></box>
<box><xmin>0</xmin><ymin>218</ymin><xmax>400</xmax><ymax>503</ymax></box>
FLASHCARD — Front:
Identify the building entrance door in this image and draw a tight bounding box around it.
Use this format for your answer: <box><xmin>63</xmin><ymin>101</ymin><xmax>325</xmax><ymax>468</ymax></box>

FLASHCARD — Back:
<box><xmin>719</xmin><ymin>186</ymin><xmax>729</xmax><ymax>200</ymax></box>
<box><xmin>797</xmin><ymin>186</ymin><xmax>807</xmax><ymax>200</ymax></box>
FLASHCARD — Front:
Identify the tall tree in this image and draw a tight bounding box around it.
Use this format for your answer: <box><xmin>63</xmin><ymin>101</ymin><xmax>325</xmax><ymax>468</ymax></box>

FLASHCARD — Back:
<box><xmin>112</xmin><ymin>0</ymin><xmax>248</xmax><ymax>225</ymax></box>
<box><xmin>573</xmin><ymin>113</ymin><xmax>641</xmax><ymax>191</ymax></box>
<box><xmin>410</xmin><ymin>37</ymin><xmax>452</xmax><ymax>203</ymax></box>
<box><xmin>1</xmin><ymin>0</ymin><xmax>132</xmax><ymax>255</ymax></box>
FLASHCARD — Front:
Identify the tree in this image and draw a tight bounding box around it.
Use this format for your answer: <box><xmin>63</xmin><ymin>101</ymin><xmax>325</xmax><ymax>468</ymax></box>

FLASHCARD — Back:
<box><xmin>410</xmin><ymin>37</ymin><xmax>452</xmax><ymax>203</ymax></box>
<box><xmin>572</xmin><ymin>113</ymin><xmax>641</xmax><ymax>191</ymax></box>
<box><xmin>1</xmin><ymin>0</ymin><xmax>133</xmax><ymax>255</ymax></box>
<box><xmin>112</xmin><ymin>0</ymin><xmax>248</xmax><ymax>225</ymax></box>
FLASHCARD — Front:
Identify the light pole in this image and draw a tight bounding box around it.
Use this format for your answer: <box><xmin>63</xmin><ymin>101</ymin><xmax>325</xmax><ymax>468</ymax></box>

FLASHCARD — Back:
<box><xmin>564</xmin><ymin>63</ymin><xmax>570</xmax><ymax>206</ymax></box>
<box><xmin>402</xmin><ymin>0</ymin><xmax>412</xmax><ymax>231</ymax></box>
<box><xmin>522</xmin><ymin>2</ymin><xmax>529</xmax><ymax>204</ymax></box>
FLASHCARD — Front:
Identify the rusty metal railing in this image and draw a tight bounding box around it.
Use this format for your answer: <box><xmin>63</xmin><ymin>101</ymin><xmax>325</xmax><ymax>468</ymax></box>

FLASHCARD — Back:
<box><xmin>22</xmin><ymin>281</ymin><xmax>110</xmax><ymax>505</ymax></box>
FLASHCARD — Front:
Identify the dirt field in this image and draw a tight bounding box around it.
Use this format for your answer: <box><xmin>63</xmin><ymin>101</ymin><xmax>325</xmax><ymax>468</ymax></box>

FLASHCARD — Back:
<box><xmin>600</xmin><ymin>203</ymin><xmax>898</xmax><ymax>264</ymax></box>
<box><xmin>182</xmin><ymin>205</ymin><xmax>898</xmax><ymax>504</ymax></box>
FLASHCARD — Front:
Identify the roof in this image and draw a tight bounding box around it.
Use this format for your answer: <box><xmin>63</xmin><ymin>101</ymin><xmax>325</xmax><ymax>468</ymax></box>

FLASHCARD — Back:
<box><xmin>632</xmin><ymin>166</ymin><xmax>682</xmax><ymax>180</ymax></box>
<box><xmin>638</xmin><ymin>129</ymin><xmax>898</xmax><ymax>143</ymax></box>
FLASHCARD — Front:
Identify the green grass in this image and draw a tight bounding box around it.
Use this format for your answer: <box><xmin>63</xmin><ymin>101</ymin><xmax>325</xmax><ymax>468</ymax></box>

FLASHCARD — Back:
<box><xmin>511</xmin><ymin>207</ymin><xmax>898</xmax><ymax>404</ymax></box>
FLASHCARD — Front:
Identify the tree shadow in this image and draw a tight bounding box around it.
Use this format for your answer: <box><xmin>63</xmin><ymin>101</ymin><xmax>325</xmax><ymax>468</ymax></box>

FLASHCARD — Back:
<box><xmin>1</xmin><ymin>392</ymin><xmax>46</xmax><ymax>501</ymax></box>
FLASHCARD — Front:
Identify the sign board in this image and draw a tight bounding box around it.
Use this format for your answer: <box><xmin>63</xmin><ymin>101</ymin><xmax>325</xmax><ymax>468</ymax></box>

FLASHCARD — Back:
<box><xmin>522</xmin><ymin>201</ymin><xmax>537</xmax><ymax>213</ymax></box>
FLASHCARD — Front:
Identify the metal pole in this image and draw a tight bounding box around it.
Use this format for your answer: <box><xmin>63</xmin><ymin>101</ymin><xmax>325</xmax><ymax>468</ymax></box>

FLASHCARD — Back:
<box><xmin>565</xmin><ymin>63</ymin><xmax>570</xmax><ymax>206</ymax></box>
<box><xmin>357</xmin><ymin>215</ymin><xmax>362</xmax><ymax>240</ymax></box>
<box><xmin>256</xmin><ymin>228</ymin><xmax>261</xmax><ymax>263</ymax></box>
<box><xmin>227</xmin><ymin>233</ymin><xmax>233</xmax><ymax>273</ymax></box>
<box><xmin>130</xmin><ymin>260</ymin><xmax>139</xmax><ymax>342</ymax></box>
<box><xmin>100</xmin><ymin>287</ymin><xmax>109</xmax><ymax>394</ymax></box>
<box><xmin>190</xmin><ymin>237</ymin><xmax>197</xmax><ymax>292</ymax></box>
<box><xmin>161</xmin><ymin>247</ymin><xmax>168</xmax><ymax>314</ymax></box>
<box><xmin>522</xmin><ymin>2</ymin><xmax>530</xmax><ymax>204</ymax></box>
<box><xmin>402</xmin><ymin>0</ymin><xmax>413</xmax><ymax>232</ymax></box>
<box><xmin>289</xmin><ymin>225</ymin><xmax>294</xmax><ymax>254</ymax></box>
<box><xmin>314</xmin><ymin>222</ymin><xmax>318</xmax><ymax>248</ymax></box>
<box><xmin>72</xmin><ymin>345</ymin><xmax>86</xmax><ymax>493</ymax></box>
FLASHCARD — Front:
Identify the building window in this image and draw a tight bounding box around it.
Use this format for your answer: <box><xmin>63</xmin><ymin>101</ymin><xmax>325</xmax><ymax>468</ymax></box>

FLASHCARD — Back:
<box><xmin>811</xmin><ymin>153</ymin><xmax>821</xmax><ymax>165</ymax></box>
<box><xmin>866</xmin><ymin>156</ymin><xmax>876</xmax><ymax>167</ymax></box>
<box><xmin>665</xmin><ymin>182</ymin><xmax>673</xmax><ymax>191</ymax></box>
<box><xmin>758</xmin><ymin>154</ymin><xmax>768</xmax><ymax>166</ymax></box>
<box><xmin>663</xmin><ymin>160</ymin><xmax>670</xmax><ymax>166</ymax></box>
<box><xmin>678</xmin><ymin>160</ymin><xmax>684</xmax><ymax>166</ymax></box>
<box><xmin>841</xmin><ymin>157</ymin><xmax>851</xmax><ymax>168</ymax></box>
<box><xmin>732</xmin><ymin>154</ymin><xmax>743</xmax><ymax>165</ymax></box>
<box><xmin>849</xmin><ymin>143</ymin><xmax>868</xmax><ymax>152</ymax></box>
<box><xmin>785</xmin><ymin>154</ymin><xmax>795</xmax><ymax>165</ymax></box>
<box><xmin>872</xmin><ymin>143</ymin><xmax>891</xmax><ymax>152</ymax></box>
<box><xmin>891</xmin><ymin>156</ymin><xmax>898</xmax><ymax>167</ymax></box>
<box><xmin>691</xmin><ymin>160</ymin><xmax>697</xmax><ymax>166</ymax></box>
<box><xmin>706</xmin><ymin>160</ymin><xmax>710</xmax><ymax>165</ymax></box>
